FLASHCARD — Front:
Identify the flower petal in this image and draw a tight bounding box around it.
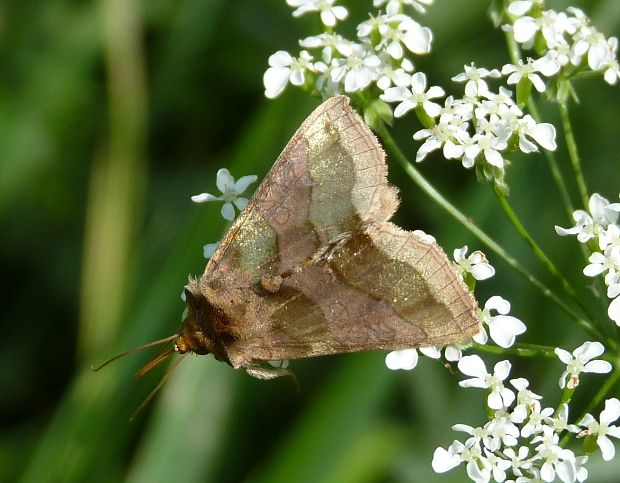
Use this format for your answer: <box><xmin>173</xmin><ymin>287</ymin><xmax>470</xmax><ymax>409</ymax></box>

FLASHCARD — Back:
<box><xmin>432</xmin><ymin>447</ymin><xmax>462</xmax><ymax>473</ymax></box>
<box><xmin>458</xmin><ymin>354</ymin><xmax>488</xmax><ymax>378</ymax></box>
<box><xmin>191</xmin><ymin>193</ymin><xmax>219</xmax><ymax>203</ymax></box>
<box><xmin>385</xmin><ymin>349</ymin><xmax>418</xmax><ymax>370</ymax></box>
<box><xmin>216</xmin><ymin>168</ymin><xmax>235</xmax><ymax>193</ymax></box>
<box><xmin>221</xmin><ymin>202</ymin><xmax>235</xmax><ymax>221</ymax></box>
<box><xmin>583</xmin><ymin>360</ymin><xmax>612</xmax><ymax>374</ymax></box>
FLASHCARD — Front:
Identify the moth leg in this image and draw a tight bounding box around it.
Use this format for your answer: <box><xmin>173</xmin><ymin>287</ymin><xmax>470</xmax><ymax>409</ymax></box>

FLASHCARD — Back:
<box><xmin>244</xmin><ymin>364</ymin><xmax>300</xmax><ymax>391</ymax></box>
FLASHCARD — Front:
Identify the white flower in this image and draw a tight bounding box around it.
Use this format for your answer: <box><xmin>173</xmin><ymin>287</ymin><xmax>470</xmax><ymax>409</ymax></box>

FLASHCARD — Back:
<box><xmin>483</xmin><ymin>414</ymin><xmax>520</xmax><ymax>450</ymax></box>
<box><xmin>475</xmin><ymin>296</ymin><xmax>526</xmax><ymax>349</ymax></box>
<box><xmin>572</xmin><ymin>24</ymin><xmax>609</xmax><ymax>71</ymax></box>
<box><xmin>544</xmin><ymin>403</ymin><xmax>580</xmax><ymax>435</ymax></box>
<box><xmin>503</xmin><ymin>446</ymin><xmax>532</xmax><ymax>478</ymax></box>
<box><xmin>502</xmin><ymin>59</ymin><xmax>547</xmax><ymax>92</ymax></box>
<box><xmin>531</xmin><ymin>427</ymin><xmax>578</xmax><ymax>483</ymax></box>
<box><xmin>453</xmin><ymin>246</ymin><xmax>495</xmax><ymax>281</ymax></box>
<box><xmin>452</xmin><ymin>63</ymin><xmax>501</xmax><ymax>97</ymax></box>
<box><xmin>577</xmin><ymin>398</ymin><xmax>620</xmax><ymax>461</ymax></box>
<box><xmin>554</xmin><ymin>341</ymin><xmax>612</xmax><ymax>389</ymax></box>
<box><xmin>510</xmin><ymin>377</ymin><xmax>542</xmax><ymax>424</ymax></box>
<box><xmin>602</xmin><ymin>37</ymin><xmax>620</xmax><ymax>85</ymax></box>
<box><xmin>286</xmin><ymin>0</ymin><xmax>348</xmax><ymax>27</ymax></box>
<box><xmin>331</xmin><ymin>44</ymin><xmax>381</xmax><ymax>92</ymax></box>
<box><xmin>514</xmin><ymin>114</ymin><xmax>557</xmax><ymax>153</ymax></box>
<box><xmin>583</xmin><ymin>246</ymin><xmax>620</xmax><ymax>278</ymax></box>
<box><xmin>375</xmin><ymin>56</ymin><xmax>413</xmax><ymax>90</ymax></box>
<box><xmin>458</xmin><ymin>355</ymin><xmax>515</xmax><ymax>410</ymax></box>
<box><xmin>555</xmin><ymin>193</ymin><xmax>620</xmax><ymax>245</ymax></box>
<box><xmin>380</xmin><ymin>71</ymin><xmax>445</xmax><ymax>118</ymax></box>
<box><xmin>521</xmin><ymin>403</ymin><xmax>554</xmax><ymax>438</ymax></box>
<box><xmin>263</xmin><ymin>50</ymin><xmax>313</xmax><ymax>99</ymax></box>
<box><xmin>299</xmin><ymin>33</ymin><xmax>353</xmax><ymax>58</ymax></box>
<box><xmin>413</xmin><ymin>122</ymin><xmax>461</xmax><ymax>162</ymax></box>
<box><xmin>385</xmin><ymin>346</ymin><xmax>440</xmax><ymax>370</ymax></box>
<box><xmin>432</xmin><ymin>441</ymin><xmax>492</xmax><ymax>482</ymax></box>
<box><xmin>191</xmin><ymin>168</ymin><xmax>258</xmax><ymax>221</ymax></box>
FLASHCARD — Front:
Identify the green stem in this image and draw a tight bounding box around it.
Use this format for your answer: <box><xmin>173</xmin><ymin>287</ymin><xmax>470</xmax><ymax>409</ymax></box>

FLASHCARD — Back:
<box><xmin>493</xmin><ymin>186</ymin><xmax>605</xmax><ymax>341</ymax></box>
<box><xmin>504</xmin><ymin>29</ymin><xmax>576</xmax><ymax>221</ymax></box>
<box><xmin>376</xmin><ymin>126</ymin><xmax>599</xmax><ymax>340</ymax></box>
<box><xmin>559</xmin><ymin>103</ymin><xmax>590</xmax><ymax>210</ymax></box>
<box><xmin>560</xmin><ymin>368</ymin><xmax>620</xmax><ymax>447</ymax></box>
<box><xmin>526</xmin><ymin>101</ymin><xmax>575</xmax><ymax>219</ymax></box>
<box><xmin>473</xmin><ymin>342</ymin><xmax>558</xmax><ymax>359</ymax></box>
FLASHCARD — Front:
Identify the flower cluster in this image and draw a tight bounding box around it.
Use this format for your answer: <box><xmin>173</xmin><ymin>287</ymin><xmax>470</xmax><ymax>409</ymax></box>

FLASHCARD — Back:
<box><xmin>506</xmin><ymin>2</ymin><xmax>620</xmax><ymax>87</ymax></box>
<box><xmin>432</xmin><ymin>343</ymin><xmax>615</xmax><ymax>482</ymax></box>
<box><xmin>556</xmin><ymin>193</ymin><xmax>620</xmax><ymax>324</ymax></box>
<box><xmin>385</xmin><ymin>246</ymin><xmax>526</xmax><ymax>370</ymax></box>
<box><xmin>264</xmin><ymin>1</ymin><xmax>432</xmax><ymax>99</ymax></box>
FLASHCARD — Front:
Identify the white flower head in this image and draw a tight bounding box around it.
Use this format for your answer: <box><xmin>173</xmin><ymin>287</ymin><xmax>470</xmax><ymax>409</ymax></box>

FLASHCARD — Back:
<box><xmin>287</xmin><ymin>0</ymin><xmax>348</xmax><ymax>27</ymax></box>
<box><xmin>451</xmin><ymin>63</ymin><xmax>501</xmax><ymax>97</ymax></box>
<box><xmin>263</xmin><ymin>50</ymin><xmax>314</xmax><ymax>99</ymax></box>
<box><xmin>458</xmin><ymin>355</ymin><xmax>515</xmax><ymax>410</ymax></box>
<box><xmin>554</xmin><ymin>341</ymin><xmax>612</xmax><ymax>389</ymax></box>
<box><xmin>331</xmin><ymin>44</ymin><xmax>381</xmax><ymax>93</ymax></box>
<box><xmin>453</xmin><ymin>246</ymin><xmax>495</xmax><ymax>281</ymax></box>
<box><xmin>380</xmin><ymin>71</ymin><xmax>445</xmax><ymax>118</ymax></box>
<box><xmin>578</xmin><ymin>398</ymin><xmax>620</xmax><ymax>461</ymax></box>
<box><xmin>191</xmin><ymin>168</ymin><xmax>258</xmax><ymax>221</ymax></box>
<box><xmin>502</xmin><ymin>58</ymin><xmax>547</xmax><ymax>92</ymax></box>
<box><xmin>475</xmin><ymin>296</ymin><xmax>526</xmax><ymax>348</ymax></box>
<box><xmin>555</xmin><ymin>193</ymin><xmax>620</xmax><ymax>245</ymax></box>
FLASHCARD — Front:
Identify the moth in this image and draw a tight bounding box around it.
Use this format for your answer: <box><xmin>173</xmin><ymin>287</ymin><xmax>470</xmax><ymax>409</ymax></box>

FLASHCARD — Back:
<box><xmin>96</xmin><ymin>95</ymin><xmax>479</xmax><ymax>390</ymax></box>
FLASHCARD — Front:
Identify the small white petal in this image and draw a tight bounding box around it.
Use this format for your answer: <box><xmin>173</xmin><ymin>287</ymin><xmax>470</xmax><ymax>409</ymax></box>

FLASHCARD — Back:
<box><xmin>485</xmin><ymin>295</ymin><xmax>511</xmax><ymax>314</ymax></box>
<box><xmin>600</xmin><ymin>398</ymin><xmax>620</xmax><ymax>424</ymax></box>
<box><xmin>203</xmin><ymin>242</ymin><xmax>219</xmax><ymax>259</ymax></box>
<box><xmin>609</xmin><ymin>296</ymin><xmax>620</xmax><ymax>323</ymax></box>
<box><xmin>470</xmin><ymin>263</ymin><xmax>495</xmax><ymax>280</ymax></box>
<box><xmin>221</xmin><ymin>202</ymin><xmax>235</xmax><ymax>221</ymax></box>
<box><xmin>191</xmin><ymin>193</ymin><xmax>219</xmax><ymax>203</ymax></box>
<box><xmin>385</xmin><ymin>349</ymin><xmax>418</xmax><ymax>370</ymax></box>
<box><xmin>598</xmin><ymin>435</ymin><xmax>616</xmax><ymax>461</ymax></box>
<box><xmin>263</xmin><ymin>67</ymin><xmax>291</xmax><ymax>99</ymax></box>
<box><xmin>432</xmin><ymin>447</ymin><xmax>462</xmax><ymax>473</ymax></box>
<box><xmin>216</xmin><ymin>168</ymin><xmax>235</xmax><ymax>192</ymax></box>
<box><xmin>487</xmin><ymin>391</ymin><xmax>504</xmax><ymax>410</ymax></box>
<box><xmin>528</xmin><ymin>123</ymin><xmax>557</xmax><ymax>150</ymax></box>
<box><xmin>489</xmin><ymin>315</ymin><xmax>526</xmax><ymax>348</ymax></box>
<box><xmin>234</xmin><ymin>175</ymin><xmax>258</xmax><ymax>194</ymax></box>
<box><xmin>458</xmin><ymin>354</ymin><xmax>488</xmax><ymax>378</ymax></box>
<box><xmin>494</xmin><ymin>360</ymin><xmax>512</xmax><ymax>380</ymax></box>
<box><xmin>555</xmin><ymin>347</ymin><xmax>573</xmax><ymax>364</ymax></box>
<box><xmin>234</xmin><ymin>197</ymin><xmax>249</xmax><ymax>211</ymax></box>
<box><xmin>574</xmin><ymin>341</ymin><xmax>604</xmax><ymax>360</ymax></box>
<box><xmin>583</xmin><ymin>360</ymin><xmax>612</xmax><ymax>374</ymax></box>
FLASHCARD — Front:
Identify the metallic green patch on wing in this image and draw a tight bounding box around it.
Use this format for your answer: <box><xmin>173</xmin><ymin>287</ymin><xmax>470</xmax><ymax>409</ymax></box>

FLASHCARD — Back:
<box><xmin>307</xmin><ymin>125</ymin><xmax>357</xmax><ymax>241</ymax></box>
<box><xmin>233</xmin><ymin>212</ymin><xmax>278</xmax><ymax>273</ymax></box>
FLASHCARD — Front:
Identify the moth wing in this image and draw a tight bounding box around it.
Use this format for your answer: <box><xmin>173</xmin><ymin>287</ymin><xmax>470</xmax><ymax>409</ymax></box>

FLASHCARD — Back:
<box><xmin>228</xmin><ymin>222</ymin><xmax>480</xmax><ymax>364</ymax></box>
<box><xmin>205</xmin><ymin>96</ymin><xmax>398</xmax><ymax>285</ymax></box>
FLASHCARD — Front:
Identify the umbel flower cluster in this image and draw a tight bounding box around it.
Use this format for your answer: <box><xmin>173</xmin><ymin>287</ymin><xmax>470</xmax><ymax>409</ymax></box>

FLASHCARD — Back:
<box><xmin>189</xmin><ymin>1</ymin><xmax>620</xmax><ymax>481</ymax></box>
<box><xmin>263</xmin><ymin>0</ymin><xmax>617</xmax><ymax>191</ymax></box>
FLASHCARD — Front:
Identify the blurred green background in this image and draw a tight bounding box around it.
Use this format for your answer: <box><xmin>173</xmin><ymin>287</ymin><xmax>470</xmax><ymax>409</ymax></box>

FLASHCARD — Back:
<box><xmin>2</xmin><ymin>0</ymin><xmax>619</xmax><ymax>481</ymax></box>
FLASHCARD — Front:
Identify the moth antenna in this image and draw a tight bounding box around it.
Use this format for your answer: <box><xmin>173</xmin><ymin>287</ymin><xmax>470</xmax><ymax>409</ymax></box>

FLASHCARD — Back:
<box><xmin>90</xmin><ymin>334</ymin><xmax>178</xmax><ymax>372</ymax></box>
<box><xmin>130</xmin><ymin>354</ymin><xmax>187</xmax><ymax>422</ymax></box>
<box><xmin>134</xmin><ymin>347</ymin><xmax>176</xmax><ymax>379</ymax></box>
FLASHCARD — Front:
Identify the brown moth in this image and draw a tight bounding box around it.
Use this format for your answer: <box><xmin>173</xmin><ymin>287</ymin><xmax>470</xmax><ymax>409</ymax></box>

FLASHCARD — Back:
<box><xmin>95</xmin><ymin>96</ymin><xmax>480</xmax><ymax>387</ymax></box>
<box><xmin>175</xmin><ymin>95</ymin><xmax>480</xmax><ymax>380</ymax></box>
